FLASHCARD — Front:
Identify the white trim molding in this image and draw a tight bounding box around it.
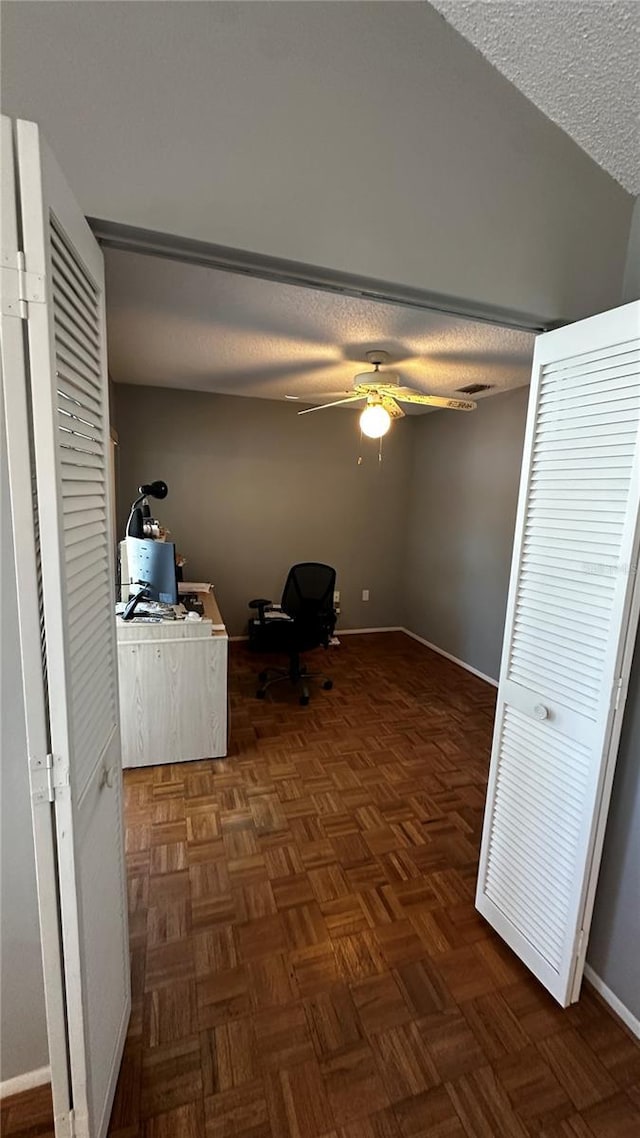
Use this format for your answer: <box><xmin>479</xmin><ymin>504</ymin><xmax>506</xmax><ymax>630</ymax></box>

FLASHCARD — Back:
<box><xmin>584</xmin><ymin>965</ymin><xmax>640</xmax><ymax>1039</ymax></box>
<box><xmin>337</xmin><ymin>627</ymin><xmax>404</xmax><ymax>636</ymax></box>
<box><xmin>0</xmin><ymin>1065</ymin><xmax>51</xmax><ymax>1099</ymax></box>
<box><xmin>229</xmin><ymin>626</ymin><xmax>404</xmax><ymax>643</ymax></box>
<box><xmin>401</xmin><ymin>629</ymin><xmax>499</xmax><ymax>688</ymax></box>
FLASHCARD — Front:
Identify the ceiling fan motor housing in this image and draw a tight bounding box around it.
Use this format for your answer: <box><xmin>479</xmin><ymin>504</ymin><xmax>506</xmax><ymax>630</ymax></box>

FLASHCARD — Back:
<box><xmin>354</xmin><ymin>351</ymin><xmax>399</xmax><ymax>389</ymax></box>
<box><xmin>365</xmin><ymin>350</ymin><xmax>390</xmax><ymax>366</ymax></box>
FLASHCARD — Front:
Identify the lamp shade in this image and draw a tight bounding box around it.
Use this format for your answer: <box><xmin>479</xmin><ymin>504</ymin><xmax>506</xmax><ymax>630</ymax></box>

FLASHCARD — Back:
<box><xmin>360</xmin><ymin>403</ymin><xmax>391</xmax><ymax>439</ymax></box>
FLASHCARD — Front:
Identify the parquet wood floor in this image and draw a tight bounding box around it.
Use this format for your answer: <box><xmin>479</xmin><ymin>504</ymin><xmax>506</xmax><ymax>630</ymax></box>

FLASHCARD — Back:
<box><xmin>3</xmin><ymin>634</ymin><xmax>639</xmax><ymax>1138</ymax></box>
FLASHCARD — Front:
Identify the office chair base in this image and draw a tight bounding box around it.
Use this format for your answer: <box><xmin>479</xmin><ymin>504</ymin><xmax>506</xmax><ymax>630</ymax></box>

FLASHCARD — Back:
<box><xmin>256</xmin><ymin>665</ymin><xmax>333</xmax><ymax>705</ymax></box>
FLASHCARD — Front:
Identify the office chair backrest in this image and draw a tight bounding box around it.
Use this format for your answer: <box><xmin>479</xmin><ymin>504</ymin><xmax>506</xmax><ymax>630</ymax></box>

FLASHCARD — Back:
<box><xmin>281</xmin><ymin>563</ymin><xmax>336</xmax><ymax>622</ymax></box>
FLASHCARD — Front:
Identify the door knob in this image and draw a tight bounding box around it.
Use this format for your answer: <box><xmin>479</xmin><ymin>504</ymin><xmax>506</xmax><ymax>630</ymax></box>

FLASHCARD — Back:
<box><xmin>533</xmin><ymin>703</ymin><xmax>549</xmax><ymax>721</ymax></box>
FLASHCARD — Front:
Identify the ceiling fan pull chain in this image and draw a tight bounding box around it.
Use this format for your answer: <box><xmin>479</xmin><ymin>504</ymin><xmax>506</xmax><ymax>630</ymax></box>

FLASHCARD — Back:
<box><xmin>378</xmin><ymin>436</ymin><xmax>383</xmax><ymax>464</ymax></box>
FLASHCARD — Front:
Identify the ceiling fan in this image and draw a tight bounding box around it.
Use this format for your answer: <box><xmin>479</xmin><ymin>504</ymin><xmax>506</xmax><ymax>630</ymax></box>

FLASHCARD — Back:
<box><xmin>297</xmin><ymin>351</ymin><xmax>477</xmax><ymax>437</ymax></box>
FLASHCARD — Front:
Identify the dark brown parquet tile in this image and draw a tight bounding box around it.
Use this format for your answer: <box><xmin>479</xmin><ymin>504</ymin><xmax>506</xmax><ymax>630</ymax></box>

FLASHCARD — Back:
<box><xmin>351</xmin><ymin>971</ymin><xmax>413</xmax><ymax>1036</ymax></box>
<box><xmin>193</xmin><ymin>925</ymin><xmax>237</xmax><ymax>977</ymax></box>
<box><xmin>235</xmin><ymin>911</ymin><xmax>287</xmax><ymax>960</ymax></box>
<box><xmin>305</xmin><ymin>984</ymin><xmax>363</xmax><ymax>1058</ymax></box>
<box><xmin>417</xmin><ymin>1008</ymin><xmax>486</xmax><ymax>1083</ymax></box>
<box><xmin>373</xmin><ymin>919</ymin><xmax>424</xmax><ymax>968</ymax></box>
<box><xmin>140</xmin><ymin>1035</ymin><xmax>203</xmax><ymax>1120</ymax></box>
<box><xmin>537</xmin><ymin>1114</ymin><xmax>596</xmax><ymax>1138</ymax></box>
<box><xmin>144</xmin><ymin>1099</ymin><xmax>205</xmax><ymax>1138</ymax></box>
<box><xmin>204</xmin><ymin>1078</ymin><xmax>270</xmax><ymax>1138</ymax></box>
<box><xmin>249</xmin><ymin>951</ymin><xmax>298</xmax><ymax>1010</ymax></box>
<box><xmin>321</xmin><ymin>1042</ymin><xmax>390</xmax><ymax>1127</ymax></box>
<box><xmin>333</xmin><ymin>930</ymin><xmax>386</xmax><ymax>982</ymax></box>
<box><xmin>494</xmin><ymin>1043</ymin><xmax>574</xmax><ymax>1129</ymax></box>
<box><xmin>264</xmin><ymin>1059</ymin><xmax>334</xmax><ymax>1137</ymax></box>
<box><xmin>372</xmin><ymin>1021</ymin><xmax>439</xmax><ymax>1103</ymax></box>
<box><xmin>6</xmin><ymin>636</ymin><xmax>639</xmax><ymax>1138</ymax></box>
<box><xmin>144</xmin><ymin>938</ymin><xmax>194</xmax><ymax>990</ymax></box>
<box><xmin>272</xmin><ymin>870</ymin><xmax>316</xmax><ymax>909</ymax></box>
<box><xmin>446</xmin><ymin>1064</ymin><xmax>530</xmax><ymax>1137</ymax></box>
<box><xmin>253</xmin><ymin>1001</ymin><xmax>315</xmax><ymax>1071</ymax></box>
<box><xmin>200</xmin><ymin>1017</ymin><xmax>258</xmax><ymax>1094</ymax></box>
<box><xmin>580</xmin><ymin>1090</ymin><xmax>640</xmax><ymax>1137</ymax></box>
<box><xmin>291</xmin><ymin>941</ymin><xmax>341</xmax><ymax>997</ymax></box>
<box><xmin>196</xmin><ymin>965</ymin><xmax>251</xmax><ymax>1029</ymax></box>
<box><xmin>459</xmin><ymin>989</ymin><xmax>530</xmax><ymax>1061</ymax></box>
<box><xmin>394</xmin><ymin>957</ymin><xmax>453</xmax><ymax>1017</ymax></box>
<box><xmin>281</xmin><ymin>900</ymin><xmax>328</xmax><ymax>949</ymax></box>
<box><xmin>146</xmin><ymin>898</ymin><xmax>190</xmax><ymax>947</ymax></box>
<box><xmin>322</xmin><ymin>893</ymin><xmax>370</xmax><ymax>939</ymax></box>
<box><xmin>0</xmin><ymin>1083</ymin><xmax>55</xmax><ymax>1138</ymax></box>
<box><xmin>538</xmin><ymin>1029</ymin><xmax>618</xmax><ymax>1111</ymax></box>
<box><xmin>143</xmin><ymin>979</ymin><xmax>197</xmax><ymax>1046</ymax></box>
<box><xmin>338</xmin><ymin>1107</ymin><xmax>402</xmax><ymax>1138</ymax></box>
<box><xmin>393</xmin><ymin>1084</ymin><xmax>466</xmax><ymax>1137</ymax></box>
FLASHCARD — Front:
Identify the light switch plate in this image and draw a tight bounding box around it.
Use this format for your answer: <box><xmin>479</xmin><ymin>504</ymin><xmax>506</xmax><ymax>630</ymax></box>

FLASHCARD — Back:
<box><xmin>362</xmin><ymin>589</ymin><xmax>369</xmax><ymax>601</ymax></box>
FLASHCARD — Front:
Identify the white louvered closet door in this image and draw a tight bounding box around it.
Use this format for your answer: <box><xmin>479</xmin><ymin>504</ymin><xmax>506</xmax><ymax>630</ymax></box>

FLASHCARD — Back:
<box><xmin>6</xmin><ymin>118</ymin><xmax>130</xmax><ymax>1137</ymax></box>
<box><xmin>476</xmin><ymin>300</ymin><xmax>640</xmax><ymax>1007</ymax></box>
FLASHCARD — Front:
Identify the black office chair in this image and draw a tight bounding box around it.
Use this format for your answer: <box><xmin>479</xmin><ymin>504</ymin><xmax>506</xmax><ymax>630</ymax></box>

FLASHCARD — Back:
<box><xmin>249</xmin><ymin>563</ymin><xmax>337</xmax><ymax>705</ymax></box>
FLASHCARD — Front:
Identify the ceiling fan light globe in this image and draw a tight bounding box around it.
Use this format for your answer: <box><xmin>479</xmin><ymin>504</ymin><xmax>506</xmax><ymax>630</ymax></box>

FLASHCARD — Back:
<box><xmin>360</xmin><ymin>404</ymin><xmax>391</xmax><ymax>439</ymax></box>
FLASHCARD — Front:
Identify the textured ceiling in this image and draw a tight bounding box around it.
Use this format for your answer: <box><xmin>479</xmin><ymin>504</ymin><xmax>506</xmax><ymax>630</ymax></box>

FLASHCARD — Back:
<box><xmin>105</xmin><ymin>249</ymin><xmax>534</xmax><ymax>409</ymax></box>
<box><xmin>430</xmin><ymin>1</ymin><xmax>640</xmax><ymax>194</ymax></box>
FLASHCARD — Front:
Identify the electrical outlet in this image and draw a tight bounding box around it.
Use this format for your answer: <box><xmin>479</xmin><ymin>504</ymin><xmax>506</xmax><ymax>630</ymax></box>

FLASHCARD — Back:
<box><xmin>334</xmin><ymin>590</ymin><xmax>340</xmax><ymax>603</ymax></box>
<box><xmin>362</xmin><ymin>589</ymin><xmax>369</xmax><ymax>601</ymax></box>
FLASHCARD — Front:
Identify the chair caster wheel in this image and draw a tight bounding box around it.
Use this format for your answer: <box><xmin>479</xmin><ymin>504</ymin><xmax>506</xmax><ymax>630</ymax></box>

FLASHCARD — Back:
<box><xmin>256</xmin><ymin>689</ymin><xmax>266</xmax><ymax>699</ymax></box>
<box><xmin>299</xmin><ymin>693</ymin><xmax>310</xmax><ymax>706</ymax></box>
<box><xmin>322</xmin><ymin>680</ymin><xmax>333</xmax><ymax>690</ymax></box>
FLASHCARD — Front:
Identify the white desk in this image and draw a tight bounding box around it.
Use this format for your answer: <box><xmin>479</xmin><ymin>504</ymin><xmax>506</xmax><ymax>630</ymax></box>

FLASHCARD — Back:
<box><xmin>116</xmin><ymin>590</ymin><xmax>228</xmax><ymax>768</ymax></box>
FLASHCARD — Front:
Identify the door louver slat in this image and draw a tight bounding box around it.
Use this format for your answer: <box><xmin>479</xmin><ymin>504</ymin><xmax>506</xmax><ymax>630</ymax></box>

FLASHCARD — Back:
<box><xmin>51</xmin><ymin>221</ymin><xmax>116</xmax><ymax>805</ymax></box>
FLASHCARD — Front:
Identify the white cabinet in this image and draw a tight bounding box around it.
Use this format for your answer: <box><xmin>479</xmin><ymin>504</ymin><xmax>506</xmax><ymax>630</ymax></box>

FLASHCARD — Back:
<box><xmin>116</xmin><ymin>592</ymin><xmax>228</xmax><ymax>767</ymax></box>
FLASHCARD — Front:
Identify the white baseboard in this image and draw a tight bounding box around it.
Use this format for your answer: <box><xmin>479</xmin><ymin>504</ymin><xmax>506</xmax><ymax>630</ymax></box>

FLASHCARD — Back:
<box><xmin>0</xmin><ymin>1064</ymin><xmax>51</xmax><ymax>1099</ymax></box>
<box><xmin>337</xmin><ymin>626</ymin><xmax>403</xmax><ymax>636</ymax></box>
<box><xmin>401</xmin><ymin>628</ymin><xmax>499</xmax><ymax>688</ymax></box>
<box><xmin>584</xmin><ymin>965</ymin><xmax>640</xmax><ymax>1039</ymax></box>
<box><xmin>230</xmin><ymin>627</ymin><xmax>403</xmax><ymax>642</ymax></box>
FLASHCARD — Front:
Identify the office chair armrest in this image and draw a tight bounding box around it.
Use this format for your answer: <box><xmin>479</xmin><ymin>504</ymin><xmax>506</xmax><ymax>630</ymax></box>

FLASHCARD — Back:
<box><xmin>249</xmin><ymin>597</ymin><xmax>273</xmax><ymax>622</ymax></box>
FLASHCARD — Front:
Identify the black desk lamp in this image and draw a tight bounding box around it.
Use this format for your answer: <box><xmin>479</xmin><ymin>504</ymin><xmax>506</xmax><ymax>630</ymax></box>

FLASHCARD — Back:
<box><xmin>122</xmin><ymin>579</ymin><xmax>152</xmax><ymax>621</ymax></box>
<box><xmin>125</xmin><ymin>480</ymin><xmax>168</xmax><ymax>538</ymax></box>
<box><xmin>121</xmin><ymin>480</ymin><xmax>169</xmax><ymax>619</ymax></box>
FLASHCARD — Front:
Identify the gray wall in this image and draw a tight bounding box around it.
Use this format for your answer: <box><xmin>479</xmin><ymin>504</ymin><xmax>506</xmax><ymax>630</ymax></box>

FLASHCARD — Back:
<box><xmin>622</xmin><ymin>197</ymin><xmax>640</xmax><ymax>305</ymax></box>
<box><xmin>587</xmin><ymin>196</ymin><xmax>640</xmax><ymax>1019</ymax></box>
<box><xmin>1</xmin><ymin>404</ymin><xmax>49</xmax><ymax>1083</ymax></box>
<box><xmin>1</xmin><ymin>1</ymin><xmax>632</xmax><ymax>324</ymax></box>
<box><xmin>587</xmin><ymin>654</ymin><xmax>640</xmax><ymax>1019</ymax></box>
<box><xmin>114</xmin><ymin>385</ymin><xmax>412</xmax><ymax>636</ymax></box>
<box><xmin>402</xmin><ymin>386</ymin><xmax>529</xmax><ymax>679</ymax></box>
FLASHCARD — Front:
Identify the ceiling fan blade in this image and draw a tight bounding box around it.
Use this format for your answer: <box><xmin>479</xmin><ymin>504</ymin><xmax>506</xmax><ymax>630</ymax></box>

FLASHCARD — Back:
<box><xmin>297</xmin><ymin>394</ymin><xmax>365</xmax><ymax>415</ymax></box>
<box><xmin>392</xmin><ymin>387</ymin><xmax>477</xmax><ymax>411</ymax></box>
<box><xmin>381</xmin><ymin>395</ymin><xmax>405</xmax><ymax>419</ymax></box>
